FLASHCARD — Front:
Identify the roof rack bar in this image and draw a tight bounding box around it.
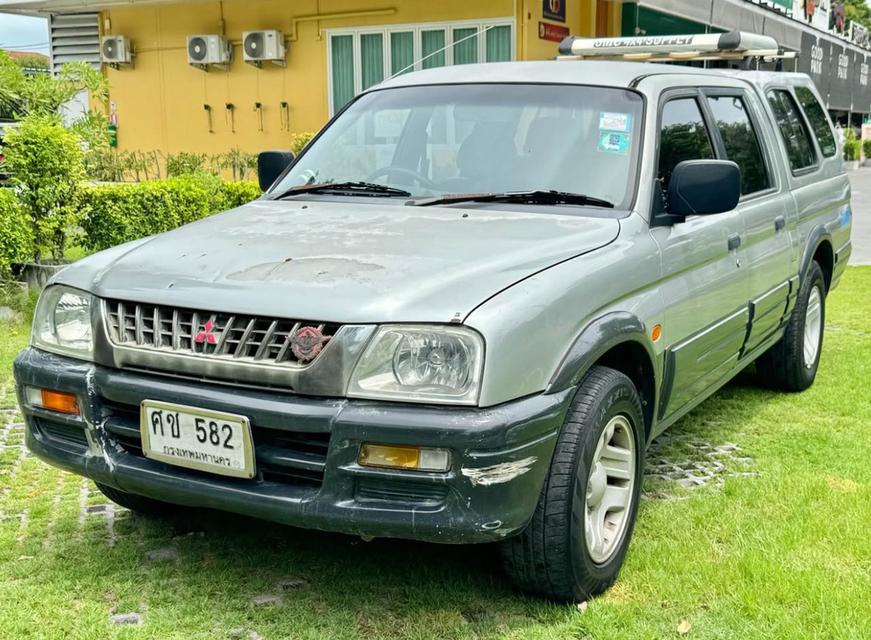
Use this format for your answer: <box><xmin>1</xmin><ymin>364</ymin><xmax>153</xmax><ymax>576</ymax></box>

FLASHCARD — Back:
<box><xmin>557</xmin><ymin>31</ymin><xmax>783</xmax><ymax>62</ymax></box>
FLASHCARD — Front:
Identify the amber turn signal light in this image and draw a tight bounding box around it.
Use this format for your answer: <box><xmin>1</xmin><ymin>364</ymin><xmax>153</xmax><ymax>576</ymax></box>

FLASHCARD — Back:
<box><xmin>26</xmin><ymin>387</ymin><xmax>80</xmax><ymax>416</ymax></box>
<box><xmin>359</xmin><ymin>443</ymin><xmax>451</xmax><ymax>472</ymax></box>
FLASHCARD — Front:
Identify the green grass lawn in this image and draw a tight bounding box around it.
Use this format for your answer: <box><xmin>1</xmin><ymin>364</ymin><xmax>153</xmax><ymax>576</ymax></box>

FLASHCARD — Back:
<box><xmin>0</xmin><ymin>268</ymin><xmax>869</xmax><ymax>640</ymax></box>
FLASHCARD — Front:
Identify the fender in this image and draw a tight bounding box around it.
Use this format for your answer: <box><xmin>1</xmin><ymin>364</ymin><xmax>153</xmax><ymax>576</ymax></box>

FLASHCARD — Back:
<box><xmin>545</xmin><ymin>311</ymin><xmax>660</xmax><ymax>397</ymax></box>
<box><xmin>799</xmin><ymin>224</ymin><xmax>833</xmax><ymax>285</ymax></box>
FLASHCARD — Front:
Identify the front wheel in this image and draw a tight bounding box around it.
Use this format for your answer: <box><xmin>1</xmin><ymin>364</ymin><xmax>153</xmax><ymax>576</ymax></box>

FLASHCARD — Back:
<box><xmin>756</xmin><ymin>261</ymin><xmax>826</xmax><ymax>391</ymax></box>
<box><xmin>500</xmin><ymin>365</ymin><xmax>645</xmax><ymax>602</ymax></box>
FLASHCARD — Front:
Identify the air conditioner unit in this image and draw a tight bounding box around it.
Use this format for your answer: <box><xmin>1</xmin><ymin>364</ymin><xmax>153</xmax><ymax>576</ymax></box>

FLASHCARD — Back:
<box><xmin>186</xmin><ymin>34</ymin><xmax>232</xmax><ymax>68</ymax></box>
<box><xmin>101</xmin><ymin>35</ymin><xmax>132</xmax><ymax>66</ymax></box>
<box><xmin>242</xmin><ymin>30</ymin><xmax>286</xmax><ymax>66</ymax></box>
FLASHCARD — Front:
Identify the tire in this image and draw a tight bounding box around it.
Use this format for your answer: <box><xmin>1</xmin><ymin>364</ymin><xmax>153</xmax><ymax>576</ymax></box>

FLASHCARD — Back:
<box><xmin>756</xmin><ymin>261</ymin><xmax>826</xmax><ymax>392</ymax></box>
<box><xmin>500</xmin><ymin>365</ymin><xmax>645</xmax><ymax>602</ymax></box>
<box><xmin>96</xmin><ymin>482</ymin><xmax>177</xmax><ymax>516</ymax></box>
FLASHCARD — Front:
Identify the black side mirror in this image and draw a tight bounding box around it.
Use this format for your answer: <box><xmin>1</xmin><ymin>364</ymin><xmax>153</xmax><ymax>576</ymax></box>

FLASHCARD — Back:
<box><xmin>257</xmin><ymin>150</ymin><xmax>294</xmax><ymax>192</ymax></box>
<box><xmin>667</xmin><ymin>160</ymin><xmax>741</xmax><ymax>219</ymax></box>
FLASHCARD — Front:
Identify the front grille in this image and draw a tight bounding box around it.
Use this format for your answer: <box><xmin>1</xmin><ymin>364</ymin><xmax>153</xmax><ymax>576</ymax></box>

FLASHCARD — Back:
<box><xmin>101</xmin><ymin>400</ymin><xmax>330</xmax><ymax>487</ymax></box>
<box><xmin>104</xmin><ymin>299</ymin><xmax>340</xmax><ymax>367</ymax></box>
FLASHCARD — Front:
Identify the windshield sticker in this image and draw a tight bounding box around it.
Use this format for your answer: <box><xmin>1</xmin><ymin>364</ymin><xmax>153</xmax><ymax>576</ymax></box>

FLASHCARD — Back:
<box><xmin>598</xmin><ymin>131</ymin><xmax>631</xmax><ymax>154</ymax></box>
<box><xmin>599</xmin><ymin>112</ymin><xmax>632</xmax><ymax>133</ymax></box>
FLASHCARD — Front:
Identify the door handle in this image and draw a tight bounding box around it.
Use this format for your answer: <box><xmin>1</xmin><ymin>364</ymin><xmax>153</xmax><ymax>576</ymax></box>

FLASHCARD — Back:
<box><xmin>774</xmin><ymin>215</ymin><xmax>786</xmax><ymax>232</ymax></box>
<box><xmin>727</xmin><ymin>233</ymin><xmax>742</xmax><ymax>251</ymax></box>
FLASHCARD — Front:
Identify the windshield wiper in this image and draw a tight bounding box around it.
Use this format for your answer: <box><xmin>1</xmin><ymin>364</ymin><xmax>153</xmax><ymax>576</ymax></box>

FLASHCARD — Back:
<box><xmin>412</xmin><ymin>190</ymin><xmax>615</xmax><ymax>209</ymax></box>
<box><xmin>273</xmin><ymin>181</ymin><xmax>412</xmax><ymax>199</ymax></box>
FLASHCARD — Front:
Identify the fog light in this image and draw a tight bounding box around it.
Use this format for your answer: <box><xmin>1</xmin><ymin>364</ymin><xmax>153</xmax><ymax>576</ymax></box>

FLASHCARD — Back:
<box><xmin>26</xmin><ymin>387</ymin><xmax>80</xmax><ymax>416</ymax></box>
<box><xmin>359</xmin><ymin>443</ymin><xmax>451</xmax><ymax>472</ymax></box>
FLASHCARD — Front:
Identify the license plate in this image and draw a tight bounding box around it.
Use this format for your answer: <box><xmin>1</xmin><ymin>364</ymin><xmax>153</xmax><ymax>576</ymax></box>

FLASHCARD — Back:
<box><xmin>140</xmin><ymin>400</ymin><xmax>255</xmax><ymax>479</ymax></box>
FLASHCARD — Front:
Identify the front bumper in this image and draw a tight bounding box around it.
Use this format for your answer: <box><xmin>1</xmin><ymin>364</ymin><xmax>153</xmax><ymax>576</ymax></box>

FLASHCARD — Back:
<box><xmin>14</xmin><ymin>347</ymin><xmax>572</xmax><ymax>543</ymax></box>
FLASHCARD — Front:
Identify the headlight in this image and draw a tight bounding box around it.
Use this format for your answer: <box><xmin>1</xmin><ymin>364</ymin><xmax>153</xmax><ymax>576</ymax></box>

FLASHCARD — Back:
<box><xmin>32</xmin><ymin>285</ymin><xmax>94</xmax><ymax>361</ymax></box>
<box><xmin>347</xmin><ymin>325</ymin><xmax>484</xmax><ymax>405</ymax></box>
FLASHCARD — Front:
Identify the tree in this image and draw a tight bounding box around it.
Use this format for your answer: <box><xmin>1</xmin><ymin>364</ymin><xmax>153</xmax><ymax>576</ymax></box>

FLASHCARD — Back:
<box><xmin>843</xmin><ymin>0</ymin><xmax>871</xmax><ymax>31</ymax></box>
<box><xmin>14</xmin><ymin>54</ymin><xmax>49</xmax><ymax>71</ymax></box>
<box><xmin>2</xmin><ymin>114</ymin><xmax>86</xmax><ymax>262</ymax></box>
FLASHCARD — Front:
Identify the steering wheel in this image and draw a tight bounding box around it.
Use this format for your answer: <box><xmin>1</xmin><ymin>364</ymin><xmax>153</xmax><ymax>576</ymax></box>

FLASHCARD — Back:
<box><xmin>366</xmin><ymin>166</ymin><xmax>436</xmax><ymax>190</ymax></box>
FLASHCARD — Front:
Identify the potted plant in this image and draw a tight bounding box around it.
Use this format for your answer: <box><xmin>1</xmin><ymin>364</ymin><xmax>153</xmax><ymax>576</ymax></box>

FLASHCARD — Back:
<box><xmin>863</xmin><ymin>139</ymin><xmax>871</xmax><ymax>167</ymax></box>
<box><xmin>843</xmin><ymin>129</ymin><xmax>861</xmax><ymax>171</ymax></box>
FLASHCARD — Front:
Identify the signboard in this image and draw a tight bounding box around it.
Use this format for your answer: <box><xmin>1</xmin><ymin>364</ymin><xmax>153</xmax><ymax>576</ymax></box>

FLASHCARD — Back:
<box><xmin>851</xmin><ymin>21</ymin><xmax>870</xmax><ymax>49</ymax></box>
<box><xmin>791</xmin><ymin>0</ymin><xmax>831</xmax><ymax>31</ymax></box>
<box><xmin>542</xmin><ymin>0</ymin><xmax>565</xmax><ymax>23</ymax></box>
<box><xmin>799</xmin><ymin>30</ymin><xmax>871</xmax><ymax>112</ymax></box>
<box><xmin>539</xmin><ymin>21</ymin><xmax>570</xmax><ymax>42</ymax></box>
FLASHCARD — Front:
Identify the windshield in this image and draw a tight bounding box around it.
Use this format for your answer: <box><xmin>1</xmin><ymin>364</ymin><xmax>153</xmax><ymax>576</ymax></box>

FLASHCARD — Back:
<box><xmin>274</xmin><ymin>84</ymin><xmax>643</xmax><ymax>209</ymax></box>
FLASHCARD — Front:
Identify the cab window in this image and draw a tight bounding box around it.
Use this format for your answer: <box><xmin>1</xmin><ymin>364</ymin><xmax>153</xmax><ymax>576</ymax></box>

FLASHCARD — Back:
<box><xmin>657</xmin><ymin>97</ymin><xmax>714</xmax><ymax>191</ymax></box>
<box><xmin>767</xmin><ymin>90</ymin><xmax>817</xmax><ymax>172</ymax></box>
<box><xmin>794</xmin><ymin>86</ymin><xmax>837</xmax><ymax>158</ymax></box>
<box><xmin>705</xmin><ymin>95</ymin><xmax>770</xmax><ymax>195</ymax></box>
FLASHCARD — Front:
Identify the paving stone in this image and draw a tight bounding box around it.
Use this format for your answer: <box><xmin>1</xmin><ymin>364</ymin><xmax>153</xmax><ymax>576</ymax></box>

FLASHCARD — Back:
<box><xmin>145</xmin><ymin>546</ymin><xmax>180</xmax><ymax>562</ymax></box>
<box><xmin>643</xmin><ymin>436</ymin><xmax>757</xmax><ymax>499</ymax></box>
<box><xmin>110</xmin><ymin>612</ymin><xmax>142</xmax><ymax>626</ymax></box>
<box><xmin>279</xmin><ymin>577</ymin><xmax>308</xmax><ymax>590</ymax></box>
<box><xmin>229</xmin><ymin>630</ymin><xmax>263</xmax><ymax>640</ymax></box>
<box><xmin>250</xmin><ymin>594</ymin><xmax>283</xmax><ymax>607</ymax></box>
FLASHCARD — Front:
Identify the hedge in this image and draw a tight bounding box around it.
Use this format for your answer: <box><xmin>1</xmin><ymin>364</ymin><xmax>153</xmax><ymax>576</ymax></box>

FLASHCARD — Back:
<box><xmin>78</xmin><ymin>174</ymin><xmax>261</xmax><ymax>253</ymax></box>
<box><xmin>0</xmin><ymin>188</ymin><xmax>34</xmax><ymax>278</ymax></box>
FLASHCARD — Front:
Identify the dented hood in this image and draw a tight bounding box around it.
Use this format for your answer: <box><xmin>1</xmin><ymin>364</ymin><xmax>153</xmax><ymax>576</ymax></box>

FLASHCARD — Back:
<box><xmin>58</xmin><ymin>199</ymin><xmax>620</xmax><ymax>323</ymax></box>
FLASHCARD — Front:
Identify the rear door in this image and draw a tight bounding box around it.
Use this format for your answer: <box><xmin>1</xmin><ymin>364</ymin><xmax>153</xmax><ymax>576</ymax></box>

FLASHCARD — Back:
<box><xmin>651</xmin><ymin>90</ymin><xmax>749</xmax><ymax>419</ymax></box>
<box><xmin>701</xmin><ymin>88</ymin><xmax>796</xmax><ymax>356</ymax></box>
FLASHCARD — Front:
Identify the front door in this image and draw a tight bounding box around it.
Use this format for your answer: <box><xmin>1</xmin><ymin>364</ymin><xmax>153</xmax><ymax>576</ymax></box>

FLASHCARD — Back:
<box><xmin>650</xmin><ymin>92</ymin><xmax>750</xmax><ymax>420</ymax></box>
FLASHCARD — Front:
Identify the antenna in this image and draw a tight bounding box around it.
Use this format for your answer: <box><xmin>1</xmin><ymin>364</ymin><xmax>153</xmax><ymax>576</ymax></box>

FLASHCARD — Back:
<box><xmin>389</xmin><ymin>25</ymin><xmax>498</xmax><ymax>79</ymax></box>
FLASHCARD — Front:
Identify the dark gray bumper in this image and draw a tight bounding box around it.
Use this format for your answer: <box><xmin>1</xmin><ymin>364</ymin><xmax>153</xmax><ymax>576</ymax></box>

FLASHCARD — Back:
<box><xmin>14</xmin><ymin>347</ymin><xmax>572</xmax><ymax>543</ymax></box>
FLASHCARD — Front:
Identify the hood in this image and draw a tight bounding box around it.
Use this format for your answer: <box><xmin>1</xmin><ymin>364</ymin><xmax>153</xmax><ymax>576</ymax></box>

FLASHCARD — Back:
<box><xmin>58</xmin><ymin>199</ymin><xmax>620</xmax><ymax>323</ymax></box>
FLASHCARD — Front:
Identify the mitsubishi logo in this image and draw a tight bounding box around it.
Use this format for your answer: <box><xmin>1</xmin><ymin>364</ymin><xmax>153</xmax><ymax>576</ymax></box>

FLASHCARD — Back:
<box><xmin>194</xmin><ymin>319</ymin><xmax>219</xmax><ymax>345</ymax></box>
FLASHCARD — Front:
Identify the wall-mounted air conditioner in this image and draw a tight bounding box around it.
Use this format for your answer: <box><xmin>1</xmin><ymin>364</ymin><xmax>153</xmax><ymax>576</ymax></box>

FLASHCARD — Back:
<box><xmin>242</xmin><ymin>30</ymin><xmax>286</xmax><ymax>66</ymax></box>
<box><xmin>187</xmin><ymin>34</ymin><xmax>232</xmax><ymax>69</ymax></box>
<box><xmin>101</xmin><ymin>35</ymin><xmax>132</xmax><ymax>67</ymax></box>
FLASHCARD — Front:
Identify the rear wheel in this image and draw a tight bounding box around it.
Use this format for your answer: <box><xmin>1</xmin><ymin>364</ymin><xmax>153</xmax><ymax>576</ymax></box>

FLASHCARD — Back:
<box><xmin>756</xmin><ymin>261</ymin><xmax>826</xmax><ymax>391</ymax></box>
<box><xmin>500</xmin><ymin>366</ymin><xmax>645</xmax><ymax>602</ymax></box>
<box><xmin>96</xmin><ymin>483</ymin><xmax>177</xmax><ymax>516</ymax></box>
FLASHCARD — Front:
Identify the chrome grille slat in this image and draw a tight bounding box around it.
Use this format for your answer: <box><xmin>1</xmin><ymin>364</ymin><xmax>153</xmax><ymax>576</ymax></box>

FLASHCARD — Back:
<box><xmin>215</xmin><ymin>316</ymin><xmax>234</xmax><ymax>354</ymax></box>
<box><xmin>104</xmin><ymin>300</ymin><xmax>337</xmax><ymax>369</ymax></box>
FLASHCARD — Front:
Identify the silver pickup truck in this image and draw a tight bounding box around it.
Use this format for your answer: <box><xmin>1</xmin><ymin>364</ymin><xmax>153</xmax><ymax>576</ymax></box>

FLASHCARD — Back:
<box><xmin>14</xmin><ymin>32</ymin><xmax>852</xmax><ymax>601</ymax></box>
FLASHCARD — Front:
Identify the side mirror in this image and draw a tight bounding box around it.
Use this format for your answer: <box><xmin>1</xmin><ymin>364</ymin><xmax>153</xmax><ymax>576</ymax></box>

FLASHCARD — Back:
<box><xmin>257</xmin><ymin>150</ymin><xmax>294</xmax><ymax>192</ymax></box>
<box><xmin>666</xmin><ymin>160</ymin><xmax>741</xmax><ymax>219</ymax></box>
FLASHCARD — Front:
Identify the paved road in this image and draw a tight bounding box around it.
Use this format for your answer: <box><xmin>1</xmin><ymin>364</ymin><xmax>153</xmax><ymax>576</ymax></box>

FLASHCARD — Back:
<box><xmin>848</xmin><ymin>169</ymin><xmax>871</xmax><ymax>265</ymax></box>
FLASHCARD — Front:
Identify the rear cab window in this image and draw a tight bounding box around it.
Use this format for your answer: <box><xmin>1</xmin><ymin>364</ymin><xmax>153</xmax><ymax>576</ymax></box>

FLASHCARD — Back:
<box><xmin>794</xmin><ymin>86</ymin><xmax>838</xmax><ymax>158</ymax></box>
<box><xmin>766</xmin><ymin>89</ymin><xmax>817</xmax><ymax>173</ymax></box>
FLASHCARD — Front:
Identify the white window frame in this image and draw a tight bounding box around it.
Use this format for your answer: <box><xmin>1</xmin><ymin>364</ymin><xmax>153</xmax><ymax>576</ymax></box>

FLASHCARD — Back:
<box><xmin>326</xmin><ymin>17</ymin><xmax>515</xmax><ymax>116</ymax></box>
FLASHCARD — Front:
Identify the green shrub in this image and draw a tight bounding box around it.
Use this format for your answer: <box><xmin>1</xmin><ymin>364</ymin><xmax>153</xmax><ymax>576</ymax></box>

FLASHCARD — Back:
<box><xmin>862</xmin><ymin>138</ymin><xmax>871</xmax><ymax>160</ymax></box>
<box><xmin>290</xmin><ymin>132</ymin><xmax>315</xmax><ymax>156</ymax></box>
<box><xmin>843</xmin><ymin>129</ymin><xmax>861</xmax><ymax>162</ymax></box>
<box><xmin>2</xmin><ymin>114</ymin><xmax>85</xmax><ymax>261</ymax></box>
<box><xmin>79</xmin><ymin>174</ymin><xmax>261</xmax><ymax>252</ymax></box>
<box><xmin>0</xmin><ymin>189</ymin><xmax>33</xmax><ymax>278</ymax></box>
<box><xmin>165</xmin><ymin>151</ymin><xmax>211</xmax><ymax>177</ymax></box>
<box><xmin>217</xmin><ymin>180</ymin><xmax>263</xmax><ymax>210</ymax></box>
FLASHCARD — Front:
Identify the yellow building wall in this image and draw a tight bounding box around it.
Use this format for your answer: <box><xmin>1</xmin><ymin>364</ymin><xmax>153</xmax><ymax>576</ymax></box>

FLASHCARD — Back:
<box><xmin>102</xmin><ymin>0</ymin><xmax>608</xmax><ymax>156</ymax></box>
